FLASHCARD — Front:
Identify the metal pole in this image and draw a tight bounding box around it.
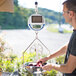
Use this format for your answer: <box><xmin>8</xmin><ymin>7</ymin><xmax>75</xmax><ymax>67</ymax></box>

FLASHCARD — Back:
<box><xmin>23</xmin><ymin>38</ymin><xmax>36</xmax><ymax>64</ymax></box>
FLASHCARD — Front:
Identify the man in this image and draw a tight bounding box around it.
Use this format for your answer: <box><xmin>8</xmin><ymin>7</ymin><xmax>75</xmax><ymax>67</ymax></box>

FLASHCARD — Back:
<box><xmin>37</xmin><ymin>0</ymin><xmax>76</xmax><ymax>76</ymax></box>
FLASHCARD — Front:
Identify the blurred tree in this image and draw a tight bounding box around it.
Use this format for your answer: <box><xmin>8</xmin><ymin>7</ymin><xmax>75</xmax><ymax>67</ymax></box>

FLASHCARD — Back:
<box><xmin>0</xmin><ymin>1</ymin><xmax>65</xmax><ymax>29</ymax></box>
<box><xmin>14</xmin><ymin>0</ymin><xmax>18</xmax><ymax>6</ymax></box>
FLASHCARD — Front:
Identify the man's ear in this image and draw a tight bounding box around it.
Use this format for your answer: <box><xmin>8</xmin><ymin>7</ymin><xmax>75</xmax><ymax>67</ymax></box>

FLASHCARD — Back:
<box><xmin>69</xmin><ymin>11</ymin><xmax>74</xmax><ymax>17</ymax></box>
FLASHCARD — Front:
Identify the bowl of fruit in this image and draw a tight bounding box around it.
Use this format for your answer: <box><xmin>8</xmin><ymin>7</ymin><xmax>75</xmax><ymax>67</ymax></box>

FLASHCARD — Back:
<box><xmin>24</xmin><ymin>61</ymin><xmax>46</xmax><ymax>73</ymax></box>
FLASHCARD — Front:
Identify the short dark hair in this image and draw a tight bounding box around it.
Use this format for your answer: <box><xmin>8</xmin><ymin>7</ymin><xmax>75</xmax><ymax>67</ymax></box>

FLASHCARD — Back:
<box><xmin>63</xmin><ymin>0</ymin><xmax>76</xmax><ymax>12</ymax></box>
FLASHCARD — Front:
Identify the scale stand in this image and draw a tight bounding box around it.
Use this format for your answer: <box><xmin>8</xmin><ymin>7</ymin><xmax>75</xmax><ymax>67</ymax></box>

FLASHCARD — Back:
<box><xmin>22</xmin><ymin>2</ymin><xmax>50</xmax><ymax>76</ymax></box>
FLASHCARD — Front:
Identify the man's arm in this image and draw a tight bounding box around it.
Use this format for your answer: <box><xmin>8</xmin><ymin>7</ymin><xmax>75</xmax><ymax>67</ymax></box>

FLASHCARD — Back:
<box><xmin>42</xmin><ymin>54</ymin><xmax>76</xmax><ymax>73</ymax></box>
<box><xmin>37</xmin><ymin>43</ymin><xmax>68</xmax><ymax>63</ymax></box>
<box><xmin>47</xmin><ymin>44</ymin><xmax>68</xmax><ymax>60</ymax></box>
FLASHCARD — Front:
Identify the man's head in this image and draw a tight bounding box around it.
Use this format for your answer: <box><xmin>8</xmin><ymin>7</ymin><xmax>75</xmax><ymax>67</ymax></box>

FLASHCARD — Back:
<box><xmin>63</xmin><ymin>0</ymin><xmax>76</xmax><ymax>13</ymax></box>
<box><xmin>62</xmin><ymin>0</ymin><xmax>76</xmax><ymax>25</ymax></box>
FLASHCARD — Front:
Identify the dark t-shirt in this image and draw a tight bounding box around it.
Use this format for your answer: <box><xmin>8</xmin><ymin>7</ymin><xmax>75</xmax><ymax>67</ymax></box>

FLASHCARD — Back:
<box><xmin>63</xmin><ymin>30</ymin><xmax>76</xmax><ymax>76</ymax></box>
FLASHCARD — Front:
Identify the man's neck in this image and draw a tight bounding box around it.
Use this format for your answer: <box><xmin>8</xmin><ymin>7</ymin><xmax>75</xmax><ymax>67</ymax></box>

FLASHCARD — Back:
<box><xmin>71</xmin><ymin>16</ymin><xmax>76</xmax><ymax>29</ymax></box>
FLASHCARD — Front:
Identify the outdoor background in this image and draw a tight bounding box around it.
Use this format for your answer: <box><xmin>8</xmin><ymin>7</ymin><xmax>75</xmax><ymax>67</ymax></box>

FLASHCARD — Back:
<box><xmin>0</xmin><ymin>0</ymin><xmax>73</xmax><ymax>76</ymax></box>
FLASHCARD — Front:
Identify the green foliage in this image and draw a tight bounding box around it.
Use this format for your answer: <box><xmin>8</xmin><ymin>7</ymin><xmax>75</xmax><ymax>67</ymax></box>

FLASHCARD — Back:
<box><xmin>47</xmin><ymin>24</ymin><xmax>73</xmax><ymax>33</ymax></box>
<box><xmin>14</xmin><ymin>0</ymin><xmax>18</xmax><ymax>6</ymax></box>
<box><xmin>0</xmin><ymin>37</ymin><xmax>5</xmax><ymax>52</ymax></box>
<box><xmin>43</xmin><ymin>70</ymin><xmax>57</xmax><ymax>76</ymax></box>
<box><xmin>47</xmin><ymin>24</ymin><xmax>59</xmax><ymax>33</ymax></box>
<box><xmin>55</xmin><ymin>55</ymin><xmax>65</xmax><ymax>64</ymax></box>
<box><xmin>2</xmin><ymin>60</ymin><xmax>14</xmax><ymax>72</ymax></box>
<box><xmin>0</xmin><ymin>51</ymin><xmax>36</xmax><ymax>72</ymax></box>
<box><xmin>63</xmin><ymin>29</ymin><xmax>73</xmax><ymax>33</ymax></box>
<box><xmin>0</xmin><ymin>35</ymin><xmax>14</xmax><ymax>72</ymax></box>
<box><xmin>22</xmin><ymin>52</ymin><xmax>36</xmax><ymax>63</ymax></box>
<box><xmin>38</xmin><ymin>8</ymin><xmax>64</xmax><ymax>24</ymax></box>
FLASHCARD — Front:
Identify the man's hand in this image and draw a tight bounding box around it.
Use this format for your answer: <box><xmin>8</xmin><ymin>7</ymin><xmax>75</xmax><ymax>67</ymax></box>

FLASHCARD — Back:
<box><xmin>37</xmin><ymin>57</ymin><xmax>48</xmax><ymax>64</ymax></box>
<box><xmin>42</xmin><ymin>64</ymin><xmax>53</xmax><ymax>71</ymax></box>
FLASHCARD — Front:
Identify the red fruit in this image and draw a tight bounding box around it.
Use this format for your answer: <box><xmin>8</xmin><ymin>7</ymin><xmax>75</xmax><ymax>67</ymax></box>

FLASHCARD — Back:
<box><xmin>37</xmin><ymin>61</ymin><xmax>42</xmax><ymax>64</ymax></box>
<box><xmin>34</xmin><ymin>64</ymin><xmax>37</xmax><ymax>66</ymax></box>
<box><xmin>37</xmin><ymin>61</ymin><xmax>42</xmax><ymax>67</ymax></box>
<box><xmin>29</xmin><ymin>64</ymin><xmax>33</xmax><ymax>66</ymax></box>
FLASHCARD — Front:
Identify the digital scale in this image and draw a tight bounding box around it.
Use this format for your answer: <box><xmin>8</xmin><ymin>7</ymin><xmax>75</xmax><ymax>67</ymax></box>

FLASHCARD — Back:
<box><xmin>28</xmin><ymin>14</ymin><xmax>45</xmax><ymax>31</ymax></box>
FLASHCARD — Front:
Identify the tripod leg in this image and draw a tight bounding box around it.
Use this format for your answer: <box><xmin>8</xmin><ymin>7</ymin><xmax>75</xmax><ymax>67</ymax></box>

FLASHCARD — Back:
<box><xmin>37</xmin><ymin>38</ymin><xmax>50</xmax><ymax>53</ymax></box>
<box><xmin>23</xmin><ymin>38</ymin><xmax>36</xmax><ymax>64</ymax></box>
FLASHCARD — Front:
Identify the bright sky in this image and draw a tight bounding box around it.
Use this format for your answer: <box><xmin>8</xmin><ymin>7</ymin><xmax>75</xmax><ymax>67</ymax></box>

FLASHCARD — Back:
<box><xmin>18</xmin><ymin>0</ymin><xmax>65</xmax><ymax>12</ymax></box>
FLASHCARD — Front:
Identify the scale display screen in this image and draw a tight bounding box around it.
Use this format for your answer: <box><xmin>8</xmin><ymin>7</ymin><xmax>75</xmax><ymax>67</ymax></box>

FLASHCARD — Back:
<box><xmin>32</xmin><ymin>16</ymin><xmax>42</xmax><ymax>23</ymax></box>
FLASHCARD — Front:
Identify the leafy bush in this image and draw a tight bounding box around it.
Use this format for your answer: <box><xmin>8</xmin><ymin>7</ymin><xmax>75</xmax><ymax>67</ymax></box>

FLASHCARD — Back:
<box><xmin>22</xmin><ymin>52</ymin><xmax>36</xmax><ymax>63</ymax></box>
<box><xmin>43</xmin><ymin>70</ymin><xmax>57</xmax><ymax>76</ymax></box>
<box><xmin>55</xmin><ymin>55</ymin><xmax>65</xmax><ymax>64</ymax></box>
<box><xmin>0</xmin><ymin>35</ymin><xmax>14</xmax><ymax>71</ymax></box>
